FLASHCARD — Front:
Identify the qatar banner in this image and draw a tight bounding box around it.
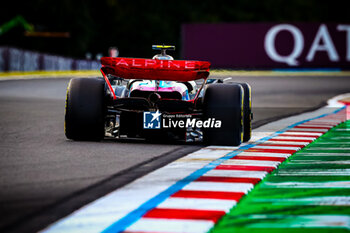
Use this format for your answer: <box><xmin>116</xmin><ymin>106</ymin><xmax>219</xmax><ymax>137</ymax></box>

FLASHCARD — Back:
<box><xmin>182</xmin><ymin>23</ymin><xmax>350</xmax><ymax>69</ymax></box>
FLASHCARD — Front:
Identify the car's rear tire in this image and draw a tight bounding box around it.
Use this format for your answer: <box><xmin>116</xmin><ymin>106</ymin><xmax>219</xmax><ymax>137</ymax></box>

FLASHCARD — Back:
<box><xmin>65</xmin><ymin>78</ymin><xmax>106</xmax><ymax>141</ymax></box>
<box><xmin>203</xmin><ymin>83</ymin><xmax>243</xmax><ymax>146</ymax></box>
<box><xmin>239</xmin><ymin>83</ymin><xmax>252</xmax><ymax>142</ymax></box>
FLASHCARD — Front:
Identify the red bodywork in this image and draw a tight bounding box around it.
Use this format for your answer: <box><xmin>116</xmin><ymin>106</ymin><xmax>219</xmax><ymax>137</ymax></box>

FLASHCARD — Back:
<box><xmin>100</xmin><ymin>57</ymin><xmax>211</xmax><ymax>81</ymax></box>
<box><xmin>100</xmin><ymin>57</ymin><xmax>211</xmax><ymax>100</ymax></box>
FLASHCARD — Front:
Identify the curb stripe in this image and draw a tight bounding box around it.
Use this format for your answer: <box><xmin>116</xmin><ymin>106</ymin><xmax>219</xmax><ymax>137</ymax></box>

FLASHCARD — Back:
<box><xmin>171</xmin><ymin>190</ymin><xmax>245</xmax><ymax>201</ymax></box>
<box><xmin>278</xmin><ymin>134</ymin><xmax>319</xmax><ymax>138</ymax></box>
<box><xmin>295</xmin><ymin>126</ymin><xmax>332</xmax><ymax>129</ymax></box>
<box><xmin>260</xmin><ymin>141</ymin><xmax>309</xmax><ymax>145</ymax></box>
<box><xmin>182</xmin><ymin>182</ymin><xmax>254</xmax><ymax>193</ymax></box>
<box><xmin>143</xmin><ymin>208</ymin><xmax>226</xmax><ymax>222</ymax></box>
<box><xmin>268</xmin><ymin>138</ymin><xmax>314</xmax><ymax>142</ymax></box>
<box><xmin>224</xmin><ymin>159</ymin><xmax>281</xmax><ymax>167</ymax></box>
<box><xmin>196</xmin><ymin>176</ymin><xmax>261</xmax><ymax>184</ymax></box>
<box><xmin>253</xmin><ymin>145</ymin><xmax>301</xmax><ymax>150</ymax></box>
<box><xmin>237</xmin><ymin>152</ymin><xmax>290</xmax><ymax>158</ymax></box>
<box><xmin>272</xmin><ymin>136</ymin><xmax>317</xmax><ymax>140</ymax></box>
<box><xmin>280</xmin><ymin>132</ymin><xmax>323</xmax><ymax>136</ymax></box>
<box><xmin>157</xmin><ymin>198</ymin><xmax>236</xmax><ymax>211</ymax></box>
<box><xmin>239</xmin><ymin>151</ymin><xmax>291</xmax><ymax>156</ymax></box>
<box><xmin>245</xmin><ymin>148</ymin><xmax>297</xmax><ymax>153</ymax></box>
<box><xmin>233</xmin><ymin>155</ymin><xmax>286</xmax><ymax>162</ymax></box>
<box><xmin>204</xmin><ymin>170</ymin><xmax>268</xmax><ymax>179</ymax></box>
<box><xmin>287</xmin><ymin>129</ymin><xmax>329</xmax><ymax>132</ymax></box>
<box><xmin>258</xmin><ymin>143</ymin><xmax>305</xmax><ymax>147</ymax></box>
<box><xmin>215</xmin><ymin>165</ymin><xmax>276</xmax><ymax>172</ymax></box>
<box><xmin>125</xmin><ymin>219</ymin><xmax>214</xmax><ymax>233</ymax></box>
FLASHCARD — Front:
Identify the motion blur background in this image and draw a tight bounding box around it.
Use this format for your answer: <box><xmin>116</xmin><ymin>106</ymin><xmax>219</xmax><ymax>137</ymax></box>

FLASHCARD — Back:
<box><xmin>1</xmin><ymin>0</ymin><xmax>350</xmax><ymax>61</ymax></box>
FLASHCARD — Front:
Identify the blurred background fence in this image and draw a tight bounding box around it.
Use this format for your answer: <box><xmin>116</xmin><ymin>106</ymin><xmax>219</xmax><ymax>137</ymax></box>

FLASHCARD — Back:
<box><xmin>0</xmin><ymin>47</ymin><xmax>100</xmax><ymax>72</ymax></box>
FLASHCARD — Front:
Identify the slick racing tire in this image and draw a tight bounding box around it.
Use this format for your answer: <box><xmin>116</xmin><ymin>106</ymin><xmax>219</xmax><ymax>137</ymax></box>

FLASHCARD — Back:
<box><xmin>65</xmin><ymin>78</ymin><xmax>106</xmax><ymax>141</ymax></box>
<box><xmin>239</xmin><ymin>82</ymin><xmax>252</xmax><ymax>142</ymax></box>
<box><xmin>203</xmin><ymin>83</ymin><xmax>243</xmax><ymax>146</ymax></box>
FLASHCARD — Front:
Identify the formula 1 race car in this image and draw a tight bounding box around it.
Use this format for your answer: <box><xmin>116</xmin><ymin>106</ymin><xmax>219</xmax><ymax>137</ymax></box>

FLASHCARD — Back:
<box><xmin>65</xmin><ymin>45</ymin><xmax>252</xmax><ymax>146</ymax></box>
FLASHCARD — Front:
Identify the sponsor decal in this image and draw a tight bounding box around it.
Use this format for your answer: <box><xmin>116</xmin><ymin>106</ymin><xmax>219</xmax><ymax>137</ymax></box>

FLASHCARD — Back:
<box><xmin>113</xmin><ymin>58</ymin><xmax>198</xmax><ymax>69</ymax></box>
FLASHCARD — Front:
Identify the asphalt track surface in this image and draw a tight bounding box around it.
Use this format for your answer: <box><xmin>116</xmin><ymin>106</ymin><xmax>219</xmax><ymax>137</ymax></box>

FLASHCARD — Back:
<box><xmin>0</xmin><ymin>75</ymin><xmax>350</xmax><ymax>232</ymax></box>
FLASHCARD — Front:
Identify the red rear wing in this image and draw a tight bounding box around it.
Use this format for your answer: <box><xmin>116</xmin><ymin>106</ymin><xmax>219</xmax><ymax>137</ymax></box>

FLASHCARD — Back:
<box><xmin>100</xmin><ymin>57</ymin><xmax>211</xmax><ymax>81</ymax></box>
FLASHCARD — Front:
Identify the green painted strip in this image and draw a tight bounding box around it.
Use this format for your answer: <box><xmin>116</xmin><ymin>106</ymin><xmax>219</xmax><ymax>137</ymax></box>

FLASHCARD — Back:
<box><xmin>275</xmin><ymin>169</ymin><xmax>350</xmax><ymax>176</ymax></box>
<box><xmin>210</xmin><ymin>120</ymin><xmax>350</xmax><ymax>233</ymax></box>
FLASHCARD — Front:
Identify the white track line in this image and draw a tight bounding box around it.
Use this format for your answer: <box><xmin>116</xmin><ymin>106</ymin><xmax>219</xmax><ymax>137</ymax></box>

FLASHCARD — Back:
<box><xmin>237</xmin><ymin>152</ymin><xmax>290</xmax><ymax>158</ymax></box>
<box><xmin>157</xmin><ymin>197</ymin><xmax>236</xmax><ymax>211</ymax></box>
<box><xmin>204</xmin><ymin>169</ymin><xmax>268</xmax><ymax>179</ymax></box>
<box><xmin>222</xmin><ymin>159</ymin><xmax>281</xmax><ymax>167</ymax></box>
<box><xmin>182</xmin><ymin>182</ymin><xmax>254</xmax><ymax>193</ymax></box>
<box><xmin>253</xmin><ymin>145</ymin><xmax>301</xmax><ymax>150</ymax></box>
<box><xmin>125</xmin><ymin>218</ymin><xmax>214</xmax><ymax>233</ymax></box>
